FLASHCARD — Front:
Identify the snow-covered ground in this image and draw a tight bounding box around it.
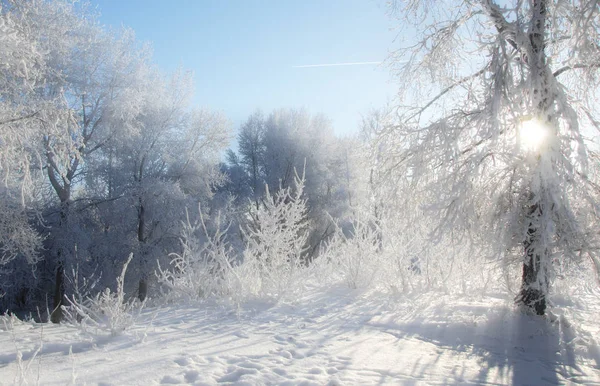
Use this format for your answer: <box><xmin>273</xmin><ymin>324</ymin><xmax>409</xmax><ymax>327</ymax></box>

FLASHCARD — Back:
<box><xmin>1</xmin><ymin>286</ymin><xmax>599</xmax><ymax>385</ymax></box>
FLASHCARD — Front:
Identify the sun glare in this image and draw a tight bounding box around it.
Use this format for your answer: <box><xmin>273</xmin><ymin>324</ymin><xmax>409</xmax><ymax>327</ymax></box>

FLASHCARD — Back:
<box><xmin>519</xmin><ymin>118</ymin><xmax>549</xmax><ymax>151</ymax></box>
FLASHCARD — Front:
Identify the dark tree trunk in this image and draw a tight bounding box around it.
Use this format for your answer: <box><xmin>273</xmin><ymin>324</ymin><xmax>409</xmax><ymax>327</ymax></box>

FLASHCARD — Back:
<box><xmin>519</xmin><ymin>202</ymin><xmax>546</xmax><ymax>315</ymax></box>
<box><xmin>520</xmin><ymin>258</ymin><xmax>546</xmax><ymax>315</ymax></box>
<box><xmin>50</xmin><ymin>262</ymin><xmax>65</xmax><ymax>323</ymax></box>
<box><xmin>137</xmin><ymin>195</ymin><xmax>147</xmax><ymax>302</ymax></box>
<box><xmin>51</xmin><ymin>200</ymin><xmax>70</xmax><ymax>323</ymax></box>
<box><xmin>138</xmin><ymin>277</ymin><xmax>147</xmax><ymax>302</ymax></box>
<box><xmin>517</xmin><ymin>193</ymin><xmax>548</xmax><ymax>315</ymax></box>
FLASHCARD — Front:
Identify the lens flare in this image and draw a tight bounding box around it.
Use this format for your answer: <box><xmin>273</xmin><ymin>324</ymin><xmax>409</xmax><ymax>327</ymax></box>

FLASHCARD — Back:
<box><xmin>520</xmin><ymin>118</ymin><xmax>548</xmax><ymax>151</ymax></box>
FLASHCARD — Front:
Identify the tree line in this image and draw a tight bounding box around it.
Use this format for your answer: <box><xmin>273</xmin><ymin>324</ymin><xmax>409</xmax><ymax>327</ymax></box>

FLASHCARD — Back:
<box><xmin>0</xmin><ymin>0</ymin><xmax>366</xmax><ymax>319</ymax></box>
<box><xmin>2</xmin><ymin>0</ymin><xmax>600</xmax><ymax>321</ymax></box>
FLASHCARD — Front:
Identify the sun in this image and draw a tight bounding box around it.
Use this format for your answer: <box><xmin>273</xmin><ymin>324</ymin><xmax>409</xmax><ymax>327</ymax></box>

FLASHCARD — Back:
<box><xmin>519</xmin><ymin>118</ymin><xmax>549</xmax><ymax>152</ymax></box>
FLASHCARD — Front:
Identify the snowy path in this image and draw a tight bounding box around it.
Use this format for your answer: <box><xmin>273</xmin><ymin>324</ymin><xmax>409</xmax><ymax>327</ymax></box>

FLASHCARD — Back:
<box><xmin>1</xmin><ymin>287</ymin><xmax>599</xmax><ymax>385</ymax></box>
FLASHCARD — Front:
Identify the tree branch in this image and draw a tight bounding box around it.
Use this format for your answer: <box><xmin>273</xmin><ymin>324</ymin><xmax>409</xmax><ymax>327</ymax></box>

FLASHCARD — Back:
<box><xmin>553</xmin><ymin>63</ymin><xmax>600</xmax><ymax>78</ymax></box>
<box><xmin>0</xmin><ymin>111</ymin><xmax>38</xmax><ymax>126</ymax></box>
<box><xmin>404</xmin><ymin>67</ymin><xmax>487</xmax><ymax>122</ymax></box>
<box><xmin>75</xmin><ymin>194</ymin><xmax>126</xmax><ymax>213</ymax></box>
<box><xmin>480</xmin><ymin>0</ymin><xmax>519</xmax><ymax>51</ymax></box>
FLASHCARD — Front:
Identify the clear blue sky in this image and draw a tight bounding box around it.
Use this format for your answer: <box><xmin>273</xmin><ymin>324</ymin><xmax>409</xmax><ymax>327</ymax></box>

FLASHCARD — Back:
<box><xmin>92</xmin><ymin>0</ymin><xmax>399</xmax><ymax>137</ymax></box>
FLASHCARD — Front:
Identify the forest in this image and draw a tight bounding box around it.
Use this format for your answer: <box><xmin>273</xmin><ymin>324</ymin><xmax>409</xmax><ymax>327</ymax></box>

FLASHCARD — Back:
<box><xmin>1</xmin><ymin>0</ymin><xmax>600</xmax><ymax>319</ymax></box>
<box><xmin>1</xmin><ymin>0</ymin><xmax>600</xmax><ymax>383</ymax></box>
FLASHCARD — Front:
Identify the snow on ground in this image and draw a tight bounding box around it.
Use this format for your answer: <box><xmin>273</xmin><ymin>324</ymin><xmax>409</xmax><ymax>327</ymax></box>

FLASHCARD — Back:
<box><xmin>1</xmin><ymin>286</ymin><xmax>599</xmax><ymax>385</ymax></box>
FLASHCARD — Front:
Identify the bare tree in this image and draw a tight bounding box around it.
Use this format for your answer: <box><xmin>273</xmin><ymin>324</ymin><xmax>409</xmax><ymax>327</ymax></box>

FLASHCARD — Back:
<box><xmin>387</xmin><ymin>0</ymin><xmax>600</xmax><ymax>314</ymax></box>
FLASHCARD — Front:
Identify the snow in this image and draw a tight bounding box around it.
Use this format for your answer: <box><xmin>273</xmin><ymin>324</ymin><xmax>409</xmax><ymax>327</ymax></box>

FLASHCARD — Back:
<box><xmin>1</xmin><ymin>286</ymin><xmax>599</xmax><ymax>385</ymax></box>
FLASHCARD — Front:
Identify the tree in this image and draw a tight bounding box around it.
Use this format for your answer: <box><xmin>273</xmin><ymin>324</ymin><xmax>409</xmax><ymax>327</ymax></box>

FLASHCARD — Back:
<box><xmin>227</xmin><ymin>109</ymin><xmax>356</xmax><ymax>262</ymax></box>
<box><xmin>235</xmin><ymin>110</ymin><xmax>267</xmax><ymax>210</ymax></box>
<box><xmin>0</xmin><ymin>0</ymin><xmax>154</xmax><ymax>320</ymax></box>
<box><xmin>0</xmin><ymin>0</ymin><xmax>231</xmax><ymax>315</ymax></box>
<box><xmin>262</xmin><ymin>108</ymin><xmax>348</xmax><ymax>257</ymax></box>
<box><xmin>387</xmin><ymin>0</ymin><xmax>600</xmax><ymax>314</ymax></box>
<box><xmin>0</xmin><ymin>0</ymin><xmax>97</xmax><ymax>313</ymax></box>
<box><xmin>0</xmin><ymin>0</ymin><xmax>68</xmax><ymax>270</ymax></box>
<box><xmin>45</xmin><ymin>23</ymin><xmax>150</xmax><ymax>322</ymax></box>
<box><xmin>104</xmin><ymin>69</ymin><xmax>230</xmax><ymax>301</ymax></box>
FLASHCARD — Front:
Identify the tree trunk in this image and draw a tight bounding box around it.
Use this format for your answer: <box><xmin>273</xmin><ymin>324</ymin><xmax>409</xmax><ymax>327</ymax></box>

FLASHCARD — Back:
<box><xmin>519</xmin><ymin>203</ymin><xmax>547</xmax><ymax>315</ymax></box>
<box><xmin>51</xmin><ymin>200</ymin><xmax>70</xmax><ymax>323</ymax></box>
<box><xmin>138</xmin><ymin>277</ymin><xmax>147</xmax><ymax>302</ymax></box>
<box><xmin>137</xmin><ymin>196</ymin><xmax>147</xmax><ymax>301</ymax></box>
<box><xmin>517</xmin><ymin>0</ymin><xmax>551</xmax><ymax>315</ymax></box>
<box><xmin>50</xmin><ymin>262</ymin><xmax>64</xmax><ymax>323</ymax></box>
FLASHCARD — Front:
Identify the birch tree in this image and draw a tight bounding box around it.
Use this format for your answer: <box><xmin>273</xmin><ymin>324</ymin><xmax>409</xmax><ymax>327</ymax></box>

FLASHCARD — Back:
<box><xmin>387</xmin><ymin>0</ymin><xmax>600</xmax><ymax>314</ymax></box>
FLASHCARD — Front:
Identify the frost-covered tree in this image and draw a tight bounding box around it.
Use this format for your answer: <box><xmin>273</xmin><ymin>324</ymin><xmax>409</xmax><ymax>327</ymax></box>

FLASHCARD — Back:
<box><xmin>226</xmin><ymin>109</ymin><xmax>356</xmax><ymax>261</ymax></box>
<box><xmin>0</xmin><ymin>0</ymin><xmax>119</xmax><ymax>315</ymax></box>
<box><xmin>103</xmin><ymin>69</ymin><xmax>230</xmax><ymax>301</ymax></box>
<box><xmin>39</xmin><ymin>17</ymin><xmax>150</xmax><ymax>322</ymax></box>
<box><xmin>0</xmin><ymin>0</ymin><xmax>165</xmax><ymax>319</ymax></box>
<box><xmin>0</xmin><ymin>0</ymin><xmax>231</xmax><ymax>316</ymax></box>
<box><xmin>0</xmin><ymin>0</ymin><xmax>67</xmax><ymax>269</ymax></box>
<box><xmin>234</xmin><ymin>110</ymin><xmax>267</xmax><ymax>209</ymax></box>
<box><xmin>387</xmin><ymin>0</ymin><xmax>600</xmax><ymax>314</ymax></box>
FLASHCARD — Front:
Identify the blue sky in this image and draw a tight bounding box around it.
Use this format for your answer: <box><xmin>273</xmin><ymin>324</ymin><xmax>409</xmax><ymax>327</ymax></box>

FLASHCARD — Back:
<box><xmin>93</xmin><ymin>0</ymin><xmax>399</xmax><ymax>137</ymax></box>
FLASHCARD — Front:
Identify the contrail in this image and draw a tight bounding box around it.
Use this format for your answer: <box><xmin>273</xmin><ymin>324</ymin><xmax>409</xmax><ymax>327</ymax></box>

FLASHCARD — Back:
<box><xmin>293</xmin><ymin>61</ymin><xmax>381</xmax><ymax>68</ymax></box>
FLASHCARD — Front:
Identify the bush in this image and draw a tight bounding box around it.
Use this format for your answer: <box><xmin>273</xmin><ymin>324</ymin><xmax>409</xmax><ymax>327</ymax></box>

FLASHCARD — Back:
<box><xmin>63</xmin><ymin>254</ymin><xmax>145</xmax><ymax>336</ymax></box>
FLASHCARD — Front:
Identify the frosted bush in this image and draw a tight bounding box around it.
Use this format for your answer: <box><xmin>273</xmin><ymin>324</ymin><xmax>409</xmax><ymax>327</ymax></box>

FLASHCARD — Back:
<box><xmin>63</xmin><ymin>254</ymin><xmax>145</xmax><ymax>336</ymax></box>
<box><xmin>159</xmin><ymin>172</ymin><xmax>311</xmax><ymax>305</ymax></box>
<box><xmin>157</xmin><ymin>209</ymin><xmax>238</xmax><ymax>302</ymax></box>
<box><xmin>318</xmin><ymin>218</ymin><xmax>382</xmax><ymax>290</ymax></box>
<box><xmin>238</xmin><ymin>172</ymin><xmax>310</xmax><ymax>301</ymax></box>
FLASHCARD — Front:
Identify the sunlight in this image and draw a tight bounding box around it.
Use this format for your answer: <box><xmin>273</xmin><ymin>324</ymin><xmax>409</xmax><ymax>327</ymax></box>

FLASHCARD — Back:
<box><xmin>519</xmin><ymin>117</ymin><xmax>549</xmax><ymax>152</ymax></box>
